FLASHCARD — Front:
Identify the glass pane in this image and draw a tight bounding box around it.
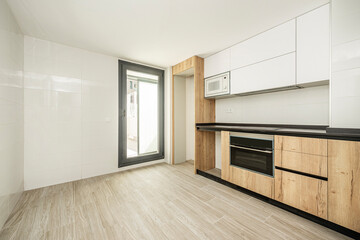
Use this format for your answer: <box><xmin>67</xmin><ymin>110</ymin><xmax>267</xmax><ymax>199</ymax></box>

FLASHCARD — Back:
<box><xmin>138</xmin><ymin>81</ymin><xmax>158</xmax><ymax>154</ymax></box>
<box><xmin>126</xmin><ymin>76</ymin><xmax>138</xmax><ymax>157</ymax></box>
<box><xmin>126</xmin><ymin>70</ymin><xmax>159</xmax><ymax>158</ymax></box>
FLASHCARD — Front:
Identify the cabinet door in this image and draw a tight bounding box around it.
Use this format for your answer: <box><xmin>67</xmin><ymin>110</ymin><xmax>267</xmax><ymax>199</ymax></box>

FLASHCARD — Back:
<box><xmin>328</xmin><ymin>140</ymin><xmax>360</xmax><ymax>232</ymax></box>
<box><xmin>275</xmin><ymin>150</ymin><xmax>327</xmax><ymax>178</ymax></box>
<box><xmin>274</xmin><ymin>135</ymin><xmax>327</xmax><ymax>156</ymax></box>
<box><xmin>230</xmin><ymin>20</ymin><xmax>295</xmax><ymax>70</ymax></box>
<box><xmin>297</xmin><ymin>4</ymin><xmax>330</xmax><ymax>84</ymax></box>
<box><xmin>275</xmin><ymin>169</ymin><xmax>327</xmax><ymax>219</ymax></box>
<box><xmin>204</xmin><ymin>49</ymin><xmax>230</xmax><ymax>78</ymax></box>
<box><xmin>230</xmin><ymin>53</ymin><xmax>295</xmax><ymax>94</ymax></box>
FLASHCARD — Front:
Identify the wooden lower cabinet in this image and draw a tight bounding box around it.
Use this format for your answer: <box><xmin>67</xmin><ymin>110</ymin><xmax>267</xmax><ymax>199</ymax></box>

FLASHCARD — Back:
<box><xmin>328</xmin><ymin>140</ymin><xmax>360</xmax><ymax>232</ymax></box>
<box><xmin>221</xmin><ymin>131</ymin><xmax>274</xmax><ymax>199</ymax></box>
<box><xmin>229</xmin><ymin>166</ymin><xmax>275</xmax><ymax>198</ymax></box>
<box><xmin>220</xmin><ymin>132</ymin><xmax>360</xmax><ymax>232</ymax></box>
<box><xmin>275</xmin><ymin>150</ymin><xmax>327</xmax><ymax>177</ymax></box>
<box><xmin>275</xmin><ymin>135</ymin><xmax>327</xmax><ymax>156</ymax></box>
<box><xmin>274</xmin><ymin>169</ymin><xmax>327</xmax><ymax>219</ymax></box>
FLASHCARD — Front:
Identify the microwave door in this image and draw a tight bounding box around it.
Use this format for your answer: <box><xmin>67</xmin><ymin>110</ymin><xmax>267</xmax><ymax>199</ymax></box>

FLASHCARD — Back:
<box><xmin>206</xmin><ymin>78</ymin><xmax>222</xmax><ymax>96</ymax></box>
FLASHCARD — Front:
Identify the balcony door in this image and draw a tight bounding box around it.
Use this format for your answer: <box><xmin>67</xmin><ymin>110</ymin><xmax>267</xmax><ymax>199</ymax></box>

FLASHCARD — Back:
<box><xmin>118</xmin><ymin>61</ymin><xmax>164</xmax><ymax>167</ymax></box>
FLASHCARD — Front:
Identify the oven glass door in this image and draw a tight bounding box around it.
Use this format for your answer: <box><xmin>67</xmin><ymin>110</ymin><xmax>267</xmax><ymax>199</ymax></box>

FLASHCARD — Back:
<box><xmin>230</xmin><ymin>145</ymin><xmax>273</xmax><ymax>176</ymax></box>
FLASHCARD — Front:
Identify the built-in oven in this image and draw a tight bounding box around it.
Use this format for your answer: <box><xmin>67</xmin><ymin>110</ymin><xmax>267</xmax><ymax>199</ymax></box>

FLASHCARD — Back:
<box><xmin>230</xmin><ymin>132</ymin><xmax>274</xmax><ymax>177</ymax></box>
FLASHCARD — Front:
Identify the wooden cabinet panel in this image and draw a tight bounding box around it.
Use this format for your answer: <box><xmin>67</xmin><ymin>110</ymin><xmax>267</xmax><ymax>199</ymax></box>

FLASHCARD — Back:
<box><xmin>328</xmin><ymin>140</ymin><xmax>360</xmax><ymax>232</ymax></box>
<box><xmin>230</xmin><ymin>53</ymin><xmax>295</xmax><ymax>95</ymax></box>
<box><xmin>296</xmin><ymin>4</ymin><xmax>330</xmax><ymax>84</ymax></box>
<box><xmin>275</xmin><ymin>150</ymin><xmax>327</xmax><ymax>177</ymax></box>
<box><xmin>230</xmin><ymin>166</ymin><xmax>275</xmax><ymax>199</ymax></box>
<box><xmin>221</xmin><ymin>131</ymin><xmax>274</xmax><ymax>198</ymax></box>
<box><xmin>230</xmin><ymin>20</ymin><xmax>295</xmax><ymax>70</ymax></box>
<box><xmin>275</xmin><ymin>135</ymin><xmax>327</xmax><ymax>156</ymax></box>
<box><xmin>275</xmin><ymin>169</ymin><xmax>327</xmax><ymax>219</ymax></box>
<box><xmin>204</xmin><ymin>49</ymin><xmax>230</xmax><ymax>78</ymax></box>
<box><xmin>221</xmin><ymin>131</ymin><xmax>230</xmax><ymax>180</ymax></box>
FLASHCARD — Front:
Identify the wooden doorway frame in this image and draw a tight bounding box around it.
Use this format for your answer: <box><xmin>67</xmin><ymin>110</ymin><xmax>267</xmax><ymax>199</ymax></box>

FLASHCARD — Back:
<box><xmin>171</xmin><ymin>56</ymin><xmax>215</xmax><ymax>173</ymax></box>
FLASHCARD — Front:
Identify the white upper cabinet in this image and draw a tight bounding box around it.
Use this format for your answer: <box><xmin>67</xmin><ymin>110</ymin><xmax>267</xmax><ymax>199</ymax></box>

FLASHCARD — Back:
<box><xmin>296</xmin><ymin>4</ymin><xmax>330</xmax><ymax>84</ymax></box>
<box><xmin>204</xmin><ymin>48</ymin><xmax>230</xmax><ymax>78</ymax></box>
<box><xmin>231</xmin><ymin>53</ymin><xmax>296</xmax><ymax>94</ymax></box>
<box><xmin>230</xmin><ymin>20</ymin><xmax>296</xmax><ymax>70</ymax></box>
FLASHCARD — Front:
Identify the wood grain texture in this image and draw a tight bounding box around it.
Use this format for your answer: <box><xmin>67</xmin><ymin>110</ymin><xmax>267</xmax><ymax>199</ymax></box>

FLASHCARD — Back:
<box><xmin>0</xmin><ymin>162</ymin><xmax>350</xmax><ymax>240</ymax></box>
<box><xmin>275</xmin><ymin>150</ymin><xmax>327</xmax><ymax>177</ymax></box>
<box><xmin>221</xmin><ymin>131</ymin><xmax>274</xmax><ymax>199</ymax></box>
<box><xmin>195</xmin><ymin>131</ymin><xmax>215</xmax><ymax>171</ymax></box>
<box><xmin>193</xmin><ymin>56</ymin><xmax>215</xmax><ymax>124</ymax></box>
<box><xmin>194</xmin><ymin>56</ymin><xmax>215</xmax><ymax>170</ymax></box>
<box><xmin>328</xmin><ymin>140</ymin><xmax>360</xmax><ymax>232</ymax></box>
<box><xmin>172</xmin><ymin>56</ymin><xmax>194</xmax><ymax>75</ymax></box>
<box><xmin>275</xmin><ymin>169</ymin><xmax>327</xmax><ymax>219</ymax></box>
<box><xmin>275</xmin><ymin>135</ymin><xmax>327</xmax><ymax>156</ymax></box>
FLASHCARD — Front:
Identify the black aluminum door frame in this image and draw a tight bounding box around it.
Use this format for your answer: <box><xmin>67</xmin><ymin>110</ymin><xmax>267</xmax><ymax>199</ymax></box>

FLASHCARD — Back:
<box><xmin>118</xmin><ymin>60</ymin><xmax>164</xmax><ymax>167</ymax></box>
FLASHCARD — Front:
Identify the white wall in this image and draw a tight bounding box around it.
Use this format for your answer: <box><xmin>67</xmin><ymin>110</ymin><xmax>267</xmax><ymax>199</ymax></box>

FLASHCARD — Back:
<box><xmin>164</xmin><ymin>67</ymin><xmax>172</xmax><ymax>164</ymax></box>
<box><xmin>216</xmin><ymin>85</ymin><xmax>329</xmax><ymax>125</ymax></box>
<box><xmin>0</xmin><ymin>0</ymin><xmax>24</xmax><ymax>229</ymax></box>
<box><xmin>331</xmin><ymin>0</ymin><xmax>360</xmax><ymax>128</ymax></box>
<box><xmin>24</xmin><ymin>36</ymin><xmax>167</xmax><ymax>190</ymax></box>
<box><xmin>173</xmin><ymin>75</ymin><xmax>186</xmax><ymax>164</ymax></box>
<box><xmin>186</xmin><ymin>76</ymin><xmax>195</xmax><ymax>161</ymax></box>
<box><xmin>215</xmin><ymin>132</ymin><xmax>222</xmax><ymax>169</ymax></box>
<box><xmin>24</xmin><ymin>36</ymin><xmax>117</xmax><ymax>189</ymax></box>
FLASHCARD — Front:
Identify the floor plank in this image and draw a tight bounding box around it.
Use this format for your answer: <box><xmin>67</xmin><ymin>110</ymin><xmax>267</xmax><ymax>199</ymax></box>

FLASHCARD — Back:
<box><xmin>0</xmin><ymin>162</ymin><xmax>351</xmax><ymax>240</ymax></box>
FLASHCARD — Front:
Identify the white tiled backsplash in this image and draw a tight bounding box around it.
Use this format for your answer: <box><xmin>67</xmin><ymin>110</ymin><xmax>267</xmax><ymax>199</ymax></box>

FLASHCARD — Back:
<box><xmin>216</xmin><ymin>85</ymin><xmax>329</xmax><ymax>125</ymax></box>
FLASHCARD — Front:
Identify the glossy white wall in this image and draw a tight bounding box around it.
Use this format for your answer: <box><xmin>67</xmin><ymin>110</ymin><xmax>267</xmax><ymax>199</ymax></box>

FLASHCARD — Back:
<box><xmin>0</xmin><ymin>0</ymin><xmax>24</xmax><ymax>229</ymax></box>
<box><xmin>331</xmin><ymin>0</ymin><xmax>360</xmax><ymax>128</ymax></box>
<box><xmin>81</xmin><ymin>49</ymin><xmax>118</xmax><ymax>178</ymax></box>
<box><xmin>24</xmin><ymin>36</ymin><xmax>167</xmax><ymax>190</ymax></box>
<box><xmin>24</xmin><ymin>37</ymin><xmax>83</xmax><ymax>189</ymax></box>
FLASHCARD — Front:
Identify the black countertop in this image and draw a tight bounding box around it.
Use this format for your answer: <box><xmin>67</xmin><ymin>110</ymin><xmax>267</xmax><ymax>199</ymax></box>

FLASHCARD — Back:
<box><xmin>196</xmin><ymin>123</ymin><xmax>360</xmax><ymax>141</ymax></box>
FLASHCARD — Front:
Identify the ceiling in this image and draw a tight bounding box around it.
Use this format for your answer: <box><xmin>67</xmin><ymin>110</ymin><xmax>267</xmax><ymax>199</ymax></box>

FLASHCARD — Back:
<box><xmin>7</xmin><ymin>0</ymin><xmax>329</xmax><ymax>68</ymax></box>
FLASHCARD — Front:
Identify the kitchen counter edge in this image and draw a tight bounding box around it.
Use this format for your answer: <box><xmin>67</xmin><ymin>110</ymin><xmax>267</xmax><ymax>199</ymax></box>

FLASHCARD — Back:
<box><xmin>196</xmin><ymin>123</ymin><xmax>360</xmax><ymax>141</ymax></box>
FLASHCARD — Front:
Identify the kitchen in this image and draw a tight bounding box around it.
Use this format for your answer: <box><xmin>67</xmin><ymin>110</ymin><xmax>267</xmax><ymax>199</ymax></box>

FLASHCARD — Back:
<box><xmin>171</xmin><ymin>2</ymin><xmax>360</xmax><ymax>238</ymax></box>
<box><xmin>1</xmin><ymin>0</ymin><xmax>359</xmax><ymax>239</ymax></box>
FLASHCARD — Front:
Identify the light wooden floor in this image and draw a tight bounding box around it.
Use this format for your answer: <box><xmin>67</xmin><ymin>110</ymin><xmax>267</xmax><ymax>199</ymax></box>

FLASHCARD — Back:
<box><xmin>0</xmin><ymin>162</ymin><xmax>350</xmax><ymax>240</ymax></box>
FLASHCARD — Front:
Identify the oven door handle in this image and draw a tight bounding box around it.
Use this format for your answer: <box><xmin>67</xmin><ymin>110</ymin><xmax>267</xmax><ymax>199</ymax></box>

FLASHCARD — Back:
<box><xmin>230</xmin><ymin>145</ymin><xmax>272</xmax><ymax>154</ymax></box>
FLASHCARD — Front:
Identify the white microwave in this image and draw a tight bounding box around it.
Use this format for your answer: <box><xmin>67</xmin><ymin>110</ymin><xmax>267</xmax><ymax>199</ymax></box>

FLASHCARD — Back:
<box><xmin>205</xmin><ymin>72</ymin><xmax>230</xmax><ymax>98</ymax></box>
